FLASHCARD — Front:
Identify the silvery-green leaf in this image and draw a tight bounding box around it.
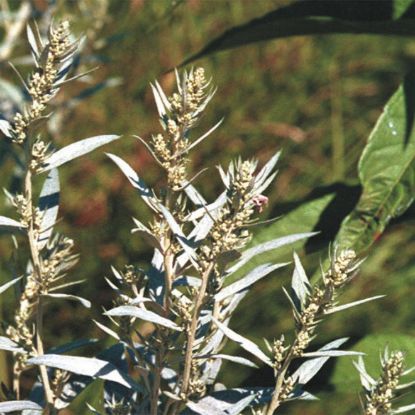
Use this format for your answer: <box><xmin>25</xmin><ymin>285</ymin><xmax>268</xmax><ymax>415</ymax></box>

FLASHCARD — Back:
<box><xmin>0</xmin><ymin>275</ymin><xmax>22</xmax><ymax>294</ymax></box>
<box><xmin>393</xmin><ymin>403</ymin><xmax>415</xmax><ymax>413</ymax></box>
<box><xmin>197</xmin><ymin>354</ymin><xmax>258</xmax><ymax>368</ymax></box>
<box><xmin>37</xmin><ymin>168</ymin><xmax>59</xmax><ymax>249</ymax></box>
<box><xmin>105</xmin><ymin>305</ymin><xmax>181</xmax><ymax>331</ymax></box>
<box><xmin>403</xmin><ymin>365</ymin><xmax>415</xmax><ymax>376</ymax></box>
<box><xmin>0</xmin><ymin>401</ymin><xmax>42</xmax><ymax>412</ymax></box>
<box><xmin>0</xmin><ymin>119</ymin><xmax>11</xmax><ymax>137</ymax></box>
<box><xmin>151</xmin><ymin>82</ymin><xmax>168</xmax><ymax>119</ymax></box>
<box><xmin>0</xmin><ymin>335</ymin><xmax>25</xmax><ymax>353</ymax></box>
<box><xmin>353</xmin><ymin>356</ymin><xmax>376</xmax><ymax>391</ymax></box>
<box><xmin>254</xmin><ymin>150</ymin><xmax>281</xmax><ymax>189</ymax></box>
<box><xmin>27</xmin><ymin>354</ymin><xmax>134</xmax><ymax>388</ymax></box>
<box><xmin>184</xmin><ymin>388</ymin><xmax>272</xmax><ymax>415</ymax></box>
<box><xmin>225</xmin><ymin>395</ymin><xmax>256</xmax><ymax>415</ymax></box>
<box><xmin>302</xmin><ymin>350</ymin><xmax>363</xmax><ymax>357</ymax></box>
<box><xmin>41</xmin><ymin>135</ymin><xmax>120</xmax><ymax>172</ymax></box>
<box><xmin>26</xmin><ymin>23</ymin><xmax>42</xmax><ymax>61</ymax></box>
<box><xmin>212</xmin><ymin>318</ymin><xmax>272</xmax><ymax>366</ymax></box>
<box><xmin>185</xmin><ymin>191</ymin><xmax>227</xmax><ymax>222</ymax></box>
<box><xmin>184</xmin><ymin>183</ymin><xmax>207</xmax><ymax>206</ymax></box>
<box><xmin>159</xmin><ymin>204</ymin><xmax>197</xmax><ymax>263</ymax></box>
<box><xmin>181</xmin><ymin>118</ymin><xmax>224</xmax><ymax>155</ymax></box>
<box><xmin>0</xmin><ymin>215</ymin><xmax>25</xmax><ymax>229</ymax></box>
<box><xmin>286</xmin><ymin>387</ymin><xmax>318</xmax><ymax>401</ymax></box>
<box><xmin>227</xmin><ymin>232</ymin><xmax>317</xmax><ymax>275</ymax></box>
<box><xmin>397</xmin><ymin>380</ymin><xmax>415</xmax><ymax>390</ymax></box>
<box><xmin>93</xmin><ymin>320</ymin><xmax>120</xmax><ymax>340</ymax></box>
<box><xmin>107</xmin><ymin>153</ymin><xmax>158</xmax><ymax>211</ymax></box>
<box><xmin>291</xmin><ymin>252</ymin><xmax>310</xmax><ymax>308</ymax></box>
<box><xmin>131</xmin><ymin>217</ymin><xmax>161</xmax><ymax>250</ymax></box>
<box><xmin>292</xmin><ymin>338</ymin><xmax>348</xmax><ymax>385</ymax></box>
<box><xmin>325</xmin><ymin>295</ymin><xmax>385</xmax><ymax>314</ymax></box>
<box><xmin>43</xmin><ymin>293</ymin><xmax>91</xmax><ymax>308</ymax></box>
<box><xmin>216</xmin><ymin>262</ymin><xmax>287</xmax><ymax>302</ymax></box>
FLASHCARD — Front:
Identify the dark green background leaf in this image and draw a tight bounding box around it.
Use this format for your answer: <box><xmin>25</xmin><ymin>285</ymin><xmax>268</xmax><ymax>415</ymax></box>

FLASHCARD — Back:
<box><xmin>336</xmin><ymin>74</ymin><xmax>415</xmax><ymax>252</ymax></box>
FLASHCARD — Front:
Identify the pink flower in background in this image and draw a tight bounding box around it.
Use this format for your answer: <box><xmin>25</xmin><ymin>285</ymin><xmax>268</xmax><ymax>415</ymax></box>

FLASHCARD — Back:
<box><xmin>252</xmin><ymin>194</ymin><xmax>269</xmax><ymax>212</ymax></box>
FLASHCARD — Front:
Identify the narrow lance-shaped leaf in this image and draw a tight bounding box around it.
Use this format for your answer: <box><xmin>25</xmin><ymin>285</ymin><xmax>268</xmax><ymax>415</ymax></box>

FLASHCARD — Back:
<box><xmin>181</xmin><ymin>0</ymin><xmax>415</xmax><ymax>66</ymax></box>
<box><xmin>0</xmin><ymin>336</ymin><xmax>25</xmax><ymax>353</ymax></box>
<box><xmin>325</xmin><ymin>295</ymin><xmax>385</xmax><ymax>314</ymax></box>
<box><xmin>107</xmin><ymin>153</ymin><xmax>159</xmax><ymax>211</ymax></box>
<box><xmin>27</xmin><ymin>354</ymin><xmax>134</xmax><ymax>388</ymax></box>
<box><xmin>0</xmin><ymin>215</ymin><xmax>25</xmax><ymax>229</ymax></box>
<box><xmin>292</xmin><ymin>338</ymin><xmax>349</xmax><ymax>385</ymax></box>
<box><xmin>0</xmin><ymin>401</ymin><xmax>42</xmax><ymax>413</ymax></box>
<box><xmin>216</xmin><ymin>262</ymin><xmax>288</xmax><ymax>302</ymax></box>
<box><xmin>291</xmin><ymin>252</ymin><xmax>310</xmax><ymax>308</ymax></box>
<box><xmin>43</xmin><ymin>293</ymin><xmax>91</xmax><ymax>308</ymax></box>
<box><xmin>226</xmin><ymin>232</ymin><xmax>317</xmax><ymax>275</ymax></box>
<box><xmin>41</xmin><ymin>135</ymin><xmax>120</xmax><ymax>172</ymax></box>
<box><xmin>212</xmin><ymin>318</ymin><xmax>272</xmax><ymax>366</ymax></box>
<box><xmin>105</xmin><ymin>305</ymin><xmax>182</xmax><ymax>331</ymax></box>
<box><xmin>336</xmin><ymin>74</ymin><xmax>415</xmax><ymax>252</ymax></box>
<box><xmin>37</xmin><ymin>168</ymin><xmax>59</xmax><ymax>249</ymax></box>
<box><xmin>0</xmin><ymin>275</ymin><xmax>22</xmax><ymax>295</ymax></box>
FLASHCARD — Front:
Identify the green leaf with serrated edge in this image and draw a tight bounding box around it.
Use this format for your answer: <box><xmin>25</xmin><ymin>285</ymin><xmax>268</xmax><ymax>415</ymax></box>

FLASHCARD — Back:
<box><xmin>336</xmin><ymin>75</ymin><xmax>415</xmax><ymax>252</ymax></box>
<box><xmin>332</xmin><ymin>334</ymin><xmax>415</xmax><ymax>388</ymax></box>
<box><xmin>181</xmin><ymin>0</ymin><xmax>415</xmax><ymax>66</ymax></box>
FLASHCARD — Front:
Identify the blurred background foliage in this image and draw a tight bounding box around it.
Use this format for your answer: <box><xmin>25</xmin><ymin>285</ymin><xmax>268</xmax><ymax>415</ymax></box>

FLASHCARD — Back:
<box><xmin>1</xmin><ymin>0</ymin><xmax>415</xmax><ymax>413</ymax></box>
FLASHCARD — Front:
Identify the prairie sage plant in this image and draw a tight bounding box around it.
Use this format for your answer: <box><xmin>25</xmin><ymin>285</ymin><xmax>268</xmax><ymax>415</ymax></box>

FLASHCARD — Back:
<box><xmin>0</xmin><ymin>21</ymin><xmax>414</xmax><ymax>415</ymax></box>
<box><xmin>93</xmin><ymin>70</ymin><xmax>415</xmax><ymax>415</ymax></box>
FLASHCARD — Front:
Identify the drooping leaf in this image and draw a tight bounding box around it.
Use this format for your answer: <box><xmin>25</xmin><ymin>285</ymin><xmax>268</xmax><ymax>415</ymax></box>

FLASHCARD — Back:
<box><xmin>43</xmin><ymin>293</ymin><xmax>91</xmax><ymax>308</ymax></box>
<box><xmin>41</xmin><ymin>135</ymin><xmax>120</xmax><ymax>172</ymax></box>
<box><xmin>37</xmin><ymin>168</ymin><xmax>59</xmax><ymax>250</ymax></box>
<box><xmin>336</xmin><ymin>75</ymin><xmax>415</xmax><ymax>252</ymax></box>
<box><xmin>182</xmin><ymin>0</ymin><xmax>415</xmax><ymax>65</ymax></box>
<box><xmin>212</xmin><ymin>318</ymin><xmax>272</xmax><ymax>366</ymax></box>
<box><xmin>27</xmin><ymin>354</ymin><xmax>134</xmax><ymax>388</ymax></box>
<box><xmin>105</xmin><ymin>305</ymin><xmax>181</xmax><ymax>331</ymax></box>
<box><xmin>107</xmin><ymin>153</ymin><xmax>159</xmax><ymax>211</ymax></box>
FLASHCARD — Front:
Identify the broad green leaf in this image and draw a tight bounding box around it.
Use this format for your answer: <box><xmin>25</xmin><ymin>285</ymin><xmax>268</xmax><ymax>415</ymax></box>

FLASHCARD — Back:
<box><xmin>182</xmin><ymin>0</ymin><xmax>415</xmax><ymax>65</ymax></box>
<box><xmin>332</xmin><ymin>333</ymin><xmax>415</xmax><ymax>387</ymax></box>
<box><xmin>336</xmin><ymin>75</ymin><xmax>415</xmax><ymax>252</ymax></box>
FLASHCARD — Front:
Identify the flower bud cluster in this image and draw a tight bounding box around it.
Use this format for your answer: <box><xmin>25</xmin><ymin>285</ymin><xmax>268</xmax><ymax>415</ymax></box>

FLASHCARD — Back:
<box><xmin>272</xmin><ymin>337</ymin><xmax>287</xmax><ymax>371</ymax></box>
<box><xmin>365</xmin><ymin>351</ymin><xmax>404</xmax><ymax>415</ymax></box>
<box><xmin>149</xmin><ymin>68</ymin><xmax>211</xmax><ymax>190</ymax></box>
<box><xmin>41</xmin><ymin>235</ymin><xmax>76</xmax><ymax>292</ymax></box>
<box><xmin>326</xmin><ymin>248</ymin><xmax>358</xmax><ymax>288</ymax></box>
<box><xmin>10</xmin><ymin>21</ymin><xmax>75</xmax><ymax>144</ymax></box>
<box><xmin>30</xmin><ymin>139</ymin><xmax>50</xmax><ymax>173</ymax></box>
